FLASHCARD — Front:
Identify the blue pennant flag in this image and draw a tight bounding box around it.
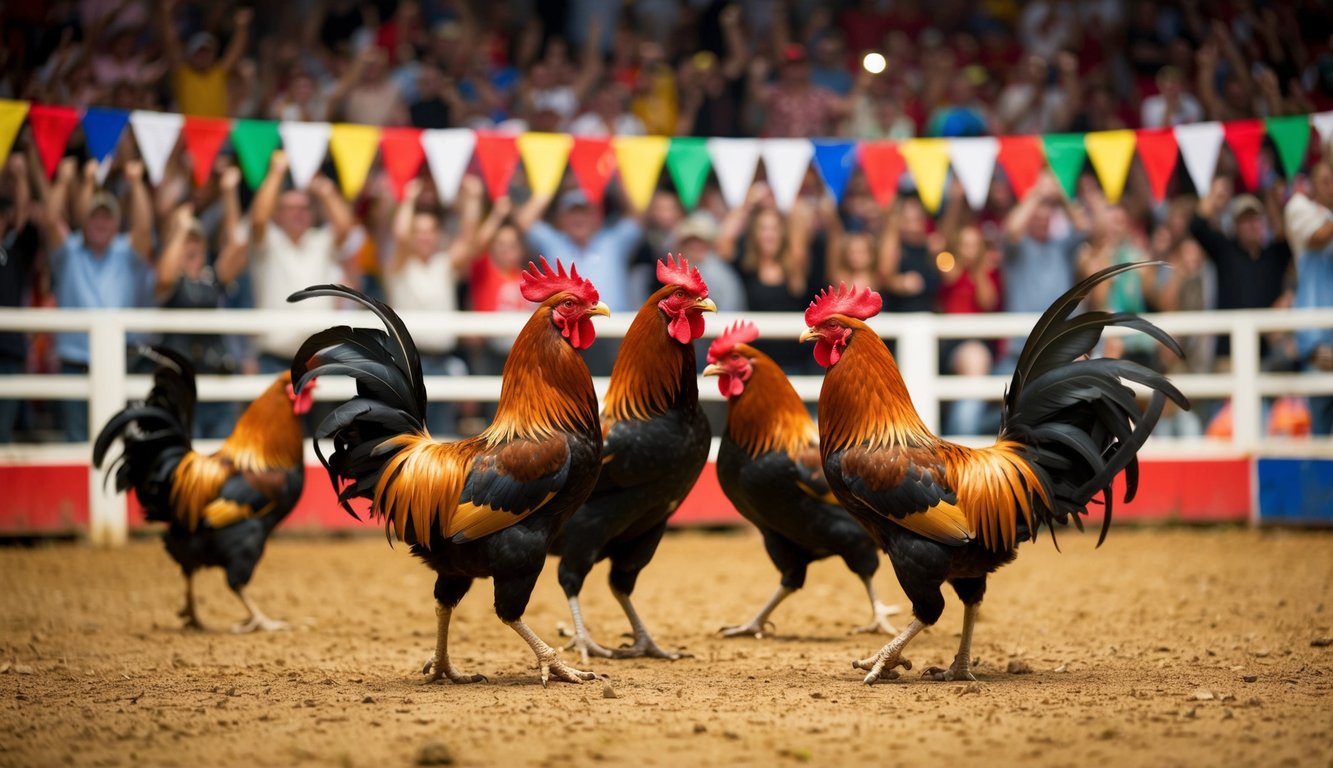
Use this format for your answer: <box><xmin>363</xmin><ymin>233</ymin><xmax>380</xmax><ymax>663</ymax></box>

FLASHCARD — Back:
<box><xmin>82</xmin><ymin>107</ymin><xmax>130</xmax><ymax>165</ymax></box>
<box><xmin>811</xmin><ymin>139</ymin><xmax>859</xmax><ymax>203</ymax></box>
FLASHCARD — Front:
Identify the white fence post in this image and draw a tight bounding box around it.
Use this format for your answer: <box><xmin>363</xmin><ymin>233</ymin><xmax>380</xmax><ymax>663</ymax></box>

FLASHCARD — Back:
<box><xmin>87</xmin><ymin>316</ymin><xmax>127</xmax><ymax>547</ymax></box>
<box><xmin>896</xmin><ymin>314</ymin><xmax>940</xmax><ymax>435</ymax></box>
<box><xmin>1229</xmin><ymin>316</ymin><xmax>1261</xmax><ymax>454</ymax></box>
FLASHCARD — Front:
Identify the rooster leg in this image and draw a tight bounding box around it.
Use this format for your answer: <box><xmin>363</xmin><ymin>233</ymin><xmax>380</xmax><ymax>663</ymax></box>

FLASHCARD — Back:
<box><xmin>719</xmin><ymin>585</ymin><xmax>792</xmax><ymax>638</ymax></box>
<box><xmin>849</xmin><ymin>576</ymin><xmax>902</xmax><ymax>636</ymax></box>
<box><xmin>923</xmin><ymin>603</ymin><xmax>979</xmax><ymax>682</ymax></box>
<box><xmin>561</xmin><ymin>596</ymin><xmax>617</xmax><ymax>665</ymax></box>
<box><xmin>608</xmin><ymin>590</ymin><xmax>691</xmax><ymax>660</ymax></box>
<box><xmin>421</xmin><ymin>602</ymin><xmax>487</xmax><ymax>684</ymax></box>
<box><xmin>853</xmin><ymin>619</ymin><xmax>924</xmax><ymax>685</ymax></box>
<box><xmin>177</xmin><ymin>572</ymin><xmax>204</xmax><ymax>631</ymax></box>
<box><xmin>506</xmin><ymin>619</ymin><xmax>597</xmax><ymax>686</ymax></box>
<box><xmin>229</xmin><ymin>587</ymin><xmax>289</xmax><ymax>634</ymax></box>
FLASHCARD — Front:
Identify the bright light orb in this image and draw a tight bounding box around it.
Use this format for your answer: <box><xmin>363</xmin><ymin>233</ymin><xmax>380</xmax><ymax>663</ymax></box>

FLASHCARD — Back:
<box><xmin>862</xmin><ymin>52</ymin><xmax>887</xmax><ymax>75</ymax></box>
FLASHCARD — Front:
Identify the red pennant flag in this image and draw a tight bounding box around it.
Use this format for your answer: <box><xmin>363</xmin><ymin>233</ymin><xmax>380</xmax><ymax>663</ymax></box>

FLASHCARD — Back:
<box><xmin>181</xmin><ymin>116</ymin><xmax>233</xmax><ymax>186</ymax></box>
<box><xmin>472</xmin><ymin>131</ymin><xmax>521</xmax><ymax>201</ymax></box>
<box><xmin>858</xmin><ymin>141</ymin><xmax>905</xmax><ymax>207</ymax></box>
<box><xmin>1135</xmin><ymin>127</ymin><xmax>1179</xmax><ymax>202</ymax></box>
<box><xmin>380</xmin><ymin>127</ymin><xmax>425</xmax><ymax>201</ymax></box>
<box><xmin>28</xmin><ymin>104</ymin><xmax>80</xmax><ymax>179</ymax></box>
<box><xmin>568</xmin><ymin>136</ymin><xmax>616</xmax><ymax>206</ymax></box>
<box><xmin>1223</xmin><ymin>119</ymin><xmax>1265</xmax><ymax>191</ymax></box>
<box><xmin>996</xmin><ymin>135</ymin><xmax>1045</xmax><ymax>200</ymax></box>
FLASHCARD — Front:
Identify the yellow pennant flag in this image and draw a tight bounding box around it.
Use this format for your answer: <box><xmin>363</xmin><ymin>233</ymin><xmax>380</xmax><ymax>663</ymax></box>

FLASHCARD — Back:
<box><xmin>516</xmin><ymin>132</ymin><xmax>573</xmax><ymax>199</ymax></box>
<box><xmin>900</xmin><ymin>139</ymin><xmax>951</xmax><ymax>214</ymax></box>
<box><xmin>612</xmin><ymin>135</ymin><xmax>670</xmax><ymax>212</ymax></box>
<box><xmin>1084</xmin><ymin>130</ymin><xmax>1137</xmax><ymax>204</ymax></box>
<box><xmin>328</xmin><ymin>123</ymin><xmax>381</xmax><ymax>199</ymax></box>
<box><xmin>0</xmin><ymin>100</ymin><xmax>30</xmax><ymax>169</ymax></box>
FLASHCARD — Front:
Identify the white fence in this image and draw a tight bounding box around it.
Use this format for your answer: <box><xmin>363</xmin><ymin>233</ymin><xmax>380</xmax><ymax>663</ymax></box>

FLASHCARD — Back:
<box><xmin>1</xmin><ymin>306</ymin><xmax>1332</xmax><ymax>545</ymax></box>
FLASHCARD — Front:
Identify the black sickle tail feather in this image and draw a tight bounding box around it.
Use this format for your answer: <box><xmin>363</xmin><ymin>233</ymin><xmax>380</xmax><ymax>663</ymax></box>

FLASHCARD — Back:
<box><xmin>91</xmin><ymin>346</ymin><xmax>197</xmax><ymax>521</ymax></box>
<box><xmin>288</xmin><ymin>284</ymin><xmax>427</xmax><ymax>519</ymax></box>
<box><xmin>1000</xmin><ymin>263</ymin><xmax>1190</xmax><ymax>547</ymax></box>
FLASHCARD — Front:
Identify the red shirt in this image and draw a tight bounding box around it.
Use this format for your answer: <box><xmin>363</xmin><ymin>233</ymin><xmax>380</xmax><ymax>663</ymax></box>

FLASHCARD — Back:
<box><xmin>938</xmin><ymin>267</ymin><xmax>1002</xmax><ymax>315</ymax></box>
<box><xmin>468</xmin><ymin>257</ymin><xmax>530</xmax><ymax>312</ymax></box>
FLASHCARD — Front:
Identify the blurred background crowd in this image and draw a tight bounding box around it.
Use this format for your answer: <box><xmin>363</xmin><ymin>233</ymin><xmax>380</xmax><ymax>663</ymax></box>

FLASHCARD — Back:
<box><xmin>1</xmin><ymin>0</ymin><xmax>1332</xmax><ymax>443</ymax></box>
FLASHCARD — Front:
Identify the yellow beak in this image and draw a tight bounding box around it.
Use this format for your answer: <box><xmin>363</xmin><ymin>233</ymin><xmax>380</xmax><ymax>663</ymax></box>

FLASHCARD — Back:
<box><xmin>701</xmin><ymin>363</ymin><xmax>724</xmax><ymax>377</ymax></box>
<box><xmin>588</xmin><ymin>302</ymin><xmax>611</xmax><ymax>317</ymax></box>
<box><xmin>799</xmin><ymin>328</ymin><xmax>819</xmax><ymax>344</ymax></box>
<box><xmin>694</xmin><ymin>297</ymin><xmax>718</xmax><ymax>313</ymax></box>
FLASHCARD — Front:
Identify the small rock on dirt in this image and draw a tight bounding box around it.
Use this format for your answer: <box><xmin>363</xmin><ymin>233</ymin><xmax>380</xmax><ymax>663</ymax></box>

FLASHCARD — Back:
<box><xmin>1006</xmin><ymin>659</ymin><xmax>1033</xmax><ymax>675</ymax></box>
<box><xmin>1052</xmin><ymin>664</ymin><xmax>1068</xmax><ymax>673</ymax></box>
<box><xmin>1190</xmin><ymin>689</ymin><xmax>1215</xmax><ymax>701</ymax></box>
<box><xmin>362</xmin><ymin>696</ymin><xmax>376</xmax><ymax>704</ymax></box>
<box><xmin>1242</xmin><ymin>675</ymin><xmax>1258</xmax><ymax>683</ymax></box>
<box><xmin>693</xmin><ymin>724</ymin><xmax>706</xmax><ymax>734</ymax></box>
<box><xmin>601</xmin><ymin>683</ymin><xmax>618</xmax><ymax>699</ymax></box>
<box><xmin>958</xmin><ymin>683</ymin><xmax>983</xmax><ymax>695</ymax></box>
<box><xmin>1311</xmin><ymin>637</ymin><xmax>1331</xmax><ymax>648</ymax></box>
<box><xmin>415</xmin><ymin>742</ymin><xmax>454</xmax><ymax>766</ymax></box>
<box><xmin>12</xmin><ymin>664</ymin><xmax>34</xmax><ymax>675</ymax></box>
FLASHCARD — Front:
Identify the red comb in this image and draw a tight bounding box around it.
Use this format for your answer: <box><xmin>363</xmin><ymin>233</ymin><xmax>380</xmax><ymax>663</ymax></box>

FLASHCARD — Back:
<box><xmin>805</xmin><ymin>283</ymin><xmax>883</xmax><ymax>326</ymax></box>
<box><xmin>520</xmin><ymin>258</ymin><xmax>600</xmax><ymax>305</ymax></box>
<box><xmin>656</xmin><ymin>254</ymin><xmax>708</xmax><ymax>297</ymax></box>
<box><xmin>707</xmin><ymin>320</ymin><xmax>759</xmax><ymax>363</ymax></box>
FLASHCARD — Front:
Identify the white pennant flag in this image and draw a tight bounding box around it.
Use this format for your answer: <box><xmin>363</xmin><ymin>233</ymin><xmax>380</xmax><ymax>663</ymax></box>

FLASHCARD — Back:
<box><xmin>421</xmin><ymin>128</ymin><xmax>476</xmax><ymax>204</ymax></box>
<box><xmin>947</xmin><ymin>136</ymin><xmax>999</xmax><ymax>211</ymax></box>
<box><xmin>707</xmin><ymin>138</ymin><xmax>761</xmax><ymax>210</ymax></box>
<box><xmin>1174</xmin><ymin>122</ymin><xmax>1225</xmax><ymax>195</ymax></box>
<box><xmin>128</xmin><ymin>111</ymin><xmax>183</xmax><ymax>186</ymax></box>
<box><xmin>279</xmin><ymin>121</ymin><xmax>331</xmax><ymax>189</ymax></box>
<box><xmin>1312</xmin><ymin>111</ymin><xmax>1333</xmax><ymax>150</ymax></box>
<box><xmin>760</xmin><ymin>139</ymin><xmax>813</xmax><ymax>212</ymax></box>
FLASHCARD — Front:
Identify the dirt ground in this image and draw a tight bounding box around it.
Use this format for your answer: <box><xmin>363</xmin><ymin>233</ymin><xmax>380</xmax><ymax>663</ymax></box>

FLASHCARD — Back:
<box><xmin>1</xmin><ymin>527</ymin><xmax>1331</xmax><ymax>768</ymax></box>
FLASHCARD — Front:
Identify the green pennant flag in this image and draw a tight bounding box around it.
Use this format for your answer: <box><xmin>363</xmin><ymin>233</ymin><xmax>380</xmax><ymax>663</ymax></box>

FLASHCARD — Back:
<box><xmin>1265</xmin><ymin>115</ymin><xmax>1311</xmax><ymax>179</ymax></box>
<box><xmin>231</xmin><ymin>119</ymin><xmax>282</xmax><ymax>190</ymax></box>
<box><xmin>665</xmin><ymin>137</ymin><xmax>712</xmax><ymax>210</ymax></box>
<box><xmin>1042</xmin><ymin>133</ymin><xmax>1087</xmax><ymax>198</ymax></box>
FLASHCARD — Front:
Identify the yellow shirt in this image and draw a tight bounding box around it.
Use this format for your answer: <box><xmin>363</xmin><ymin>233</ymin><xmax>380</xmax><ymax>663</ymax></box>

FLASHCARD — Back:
<box><xmin>174</xmin><ymin>66</ymin><xmax>229</xmax><ymax>118</ymax></box>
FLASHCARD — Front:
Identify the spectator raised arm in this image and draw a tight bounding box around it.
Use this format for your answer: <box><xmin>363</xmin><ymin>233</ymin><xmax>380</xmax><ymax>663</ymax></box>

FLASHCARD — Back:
<box><xmin>125</xmin><ymin>159</ymin><xmax>154</xmax><ymax>261</ymax></box>
<box><xmin>248</xmin><ymin>148</ymin><xmax>288</xmax><ymax>246</ymax></box>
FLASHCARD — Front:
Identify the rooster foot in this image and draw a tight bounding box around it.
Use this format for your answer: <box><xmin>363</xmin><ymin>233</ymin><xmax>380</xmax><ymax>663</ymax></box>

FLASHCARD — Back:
<box><xmin>611</xmin><ymin>636</ymin><xmax>692</xmax><ymax>660</ymax></box>
<box><xmin>853</xmin><ymin>649</ymin><xmax>912</xmax><ymax>685</ymax></box>
<box><xmin>535</xmin><ymin>649</ymin><xmax>597</xmax><ymax>686</ymax></box>
<box><xmin>850</xmin><ymin>603</ymin><xmax>902</xmax><ymax>636</ymax></box>
<box><xmin>719</xmin><ymin>620</ymin><xmax>776</xmax><ymax>639</ymax></box>
<box><xmin>421</xmin><ymin>656</ymin><xmax>487</xmax><ymax>684</ymax></box>
<box><xmin>230</xmin><ymin>616</ymin><xmax>289</xmax><ymax>634</ymax></box>
<box><xmin>177</xmin><ymin>606</ymin><xmax>205</xmax><ymax>631</ymax></box>
<box><xmin>562</xmin><ymin>633</ymin><xmax>616</xmax><ymax>666</ymax></box>
<box><xmin>922</xmin><ymin>656</ymin><xmax>976</xmax><ymax>682</ymax></box>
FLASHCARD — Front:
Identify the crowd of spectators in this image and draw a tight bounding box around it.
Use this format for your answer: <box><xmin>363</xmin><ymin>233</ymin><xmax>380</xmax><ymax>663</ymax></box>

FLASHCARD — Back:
<box><xmin>1</xmin><ymin>0</ymin><xmax>1332</xmax><ymax>442</ymax></box>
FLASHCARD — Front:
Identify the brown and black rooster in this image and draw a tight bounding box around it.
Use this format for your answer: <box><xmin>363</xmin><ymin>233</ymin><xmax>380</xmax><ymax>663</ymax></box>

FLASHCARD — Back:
<box><xmin>289</xmin><ymin>259</ymin><xmax>609</xmax><ymax>685</ymax></box>
<box><xmin>801</xmin><ymin>263</ymin><xmax>1188</xmax><ymax>684</ymax></box>
<box><xmin>93</xmin><ymin>346</ymin><xmax>314</xmax><ymax>632</ymax></box>
<box><xmin>550</xmin><ymin>256</ymin><xmax>715</xmax><ymax>663</ymax></box>
<box><xmin>704</xmin><ymin>320</ymin><xmax>899</xmax><ymax>637</ymax></box>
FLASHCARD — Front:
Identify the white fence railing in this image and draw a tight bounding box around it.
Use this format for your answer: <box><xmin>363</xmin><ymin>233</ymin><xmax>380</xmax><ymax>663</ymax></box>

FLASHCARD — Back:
<box><xmin>1</xmin><ymin>306</ymin><xmax>1332</xmax><ymax>545</ymax></box>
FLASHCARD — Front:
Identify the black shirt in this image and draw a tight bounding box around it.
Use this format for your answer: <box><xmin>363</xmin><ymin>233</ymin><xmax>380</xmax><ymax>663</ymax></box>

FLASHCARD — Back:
<box><xmin>886</xmin><ymin>240</ymin><xmax>940</xmax><ymax>313</ymax></box>
<box><xmin>0</xmin><ymin>223</ymin><xmax>39</xmax><ymax>361</ymax></box>
<box><xmin>410</xmin><ymin>97</ymin><xmax>451</xmax><ymax>130</ymax></box>
<box><xmin>161</xmin><ymin>269</ymin><xmax>236</xmax><ymax>374</ymax></box>
<box><xmin>1189</xmin><ymin>214</ymin><xmax>1291</xmax><ymax>311</ymax></box>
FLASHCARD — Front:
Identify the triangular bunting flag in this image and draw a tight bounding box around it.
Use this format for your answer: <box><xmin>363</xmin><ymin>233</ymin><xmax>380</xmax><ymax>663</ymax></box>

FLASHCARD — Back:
<box><xmin>707</xmin><ymin>138</ymin><xmax>760</xmax><ymax>209</ymax></box>
<box><xmin>278</xmin><ymin>121</ymin><xmax>331</xmax><ymax>189</ymax></box>
<box><xmin>1134</xmin><ymin>128</ymin><xmax>1178</xmax><ymax>202</ymax></box>
<box><xmin>380</xmin><ymin>127</ymin><xmax>426</xmax><ymax>200</ymax></box>
<box><xmin>612</xmin><ymin>135</ymin><xmax>670</xmax><ymax>212</ymax></box>
<box><xmin>1174</xmin><ymin>121</ymin><xmax>1224</xmax><ymax>195</ymax></box>
<box><xmin>568</xmin><ymin>136</ymin><xmax>616</xmax><ymax>206</ymax></box>
<box><xmin>996</xmin><ymin>135</ymin><xmax>1044</xmax><ymax>199</ymax></box>
<box><xmin>516</xmin><ymin>132</ymin><xmax>573</xmax><ymax>199</ymax></box>
<box><xmin>181</xmin><ymin>116</ymin><xmax>231</xmax><ymax>186</ymax></box>
<box><xmin>231</xmin><ymin>119</ymin><xmax>281</xmax><ymax>190</ymax></box>
<box><xmin>760</xmin><ymin>139</ymin><xmax>813</xmax><ymax>213</ymax></box>
<box><xmin>900</xmin><ymin>139</ymin><xmax>951</xmax><ymax>213</ymax></box>
<box><xmin>0</xmin><ymin>100</ymin><xmax>31</xmax><ymax>170</ymax></box>
<box><xmin>328</xmin><ymin>123</ymin><xmax>380</xmax><ymax>199</ymax></box>
<box><xmin>1041</xmin><ymin>133</ymin><xmax>1087</xmax><ymax>198</ymax></box>
<box><xmin>664</xmin><ymin>137</ymin><xmax>711</xmax><ymax>210</ymax></box>
<box><xmin>947</xmin><ymin>136</ymin><xmax>999</xmax><ymax>210</ymax></box>
<box><xmin>1084</xmin><ymin>129</ymin><xmax>1137</xmax><ymax>204</ymax></box>
<box><xmin>421</xmin><ymin>128</ymin><xmax>476</xmax><ymax>203</ymax></box>
<box><xmin>128</xmin><ymin>111</ymin><xmax>183</xmax><ymax>186</ymax></box>
<box><xmin>1313</xmin><ymin>111</ymin><xmax>1333</xmax><ymax>150</ymax></box>
<box><xmin>1265</xmin><ymin>115</ymin><xmax>1310</xmax><ymax>179</ymax></box>
<box><xmin>28</xmin><ymin>104</ymin><xmax>80</xmax><ymax>179</ymax></box>
<box><xmin>811</xmin><ymin>139</ymin><xmax>858</xmax><ymax>204</ymax></box>
<box><xmin>473</xmin><ymin>131</ymin><xmax>521</xmax><ymax>201</ymax></box>
<box><xmin>1223</xmin><ymin>119</ymin><xmax>1265</xmax><ymax>191</ymax></box>
<box><xmin>82</xmin><ymin>107</ymin><xmax>130</xmax><ymax>184</ymax></box>
<box><xmin>859</xmin><ymin>140</ymin><xmax>905</xmax><ymax>206</ymax></box>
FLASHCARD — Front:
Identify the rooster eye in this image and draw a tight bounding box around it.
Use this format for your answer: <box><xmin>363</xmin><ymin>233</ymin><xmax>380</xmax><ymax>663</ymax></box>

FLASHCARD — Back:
<box><xmin>562</xmin><ymin>299</ymin><xmax>575</xmax><ymax>309</ymax></box>
<box><xmin>674</xmin><ymin>289</ymin><xmax>686</xmax><ymax>300</ymax></box>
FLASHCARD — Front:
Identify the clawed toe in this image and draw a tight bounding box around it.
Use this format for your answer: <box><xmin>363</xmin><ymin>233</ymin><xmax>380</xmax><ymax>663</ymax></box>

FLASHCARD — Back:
<box><xmin>230</xmin><ymin>617</ymin><xmax>288</xmax><ymax>634</ymax></box>
<box><xmin>719</xmin><ymin>621</ymin><xmax>774</xmax><ymax>639</ymax></box>
<box><xmin>539</xmin><ymin>657</ymin><xmax>597</xmax><ymax>686</ymax></box>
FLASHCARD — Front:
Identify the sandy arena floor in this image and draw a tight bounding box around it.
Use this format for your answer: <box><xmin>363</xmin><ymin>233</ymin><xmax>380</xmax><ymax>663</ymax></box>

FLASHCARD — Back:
<box><xmin>1</xmin><ymin>527</ymin><xmax>1331</xmax><ymax>767</ymax></box>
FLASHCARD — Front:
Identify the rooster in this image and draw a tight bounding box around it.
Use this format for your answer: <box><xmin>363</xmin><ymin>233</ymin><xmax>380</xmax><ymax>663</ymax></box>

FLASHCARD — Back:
<box><xmin>93</xmin><ymin>346</ymin><xmax>314</xmax><ymax>632</ymax></box>
<box><xmin>800</xmin><ymin>263</ymin><xmax>1188</xmax><ymax>684</ymax></box>
<box><xmin>551</xmin><ymin>256</ymin><xmax>716</xmax><ymax>663</ymax></box>
<box><xmin>703</xmin><ymin>320</ymin><xmax>900</xmax><ymax>638</ymax></box>
<box><xmin>288</xmin><ymin>259</ymin><xmax>609</xmax><ymax>685</ymax></box>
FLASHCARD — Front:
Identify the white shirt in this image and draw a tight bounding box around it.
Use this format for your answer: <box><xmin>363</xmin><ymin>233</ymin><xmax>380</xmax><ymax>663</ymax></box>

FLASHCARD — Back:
<box><xmin>1140</xmin><ymin>94</ymin><xmax>1204</xmax><ymax>129</ymax></box>
<box><xmin>1285</xmin><ymin>192</ymin><xmax>1333</xmax><ymax>255</ymax></box>
<box><xmin>384</xmin><ymin>252</ymin><xmax>458</xmax><ymax>353</ymax></box>
<box><xmin>252</xmin><ymin>222</ymin><xmax>341</xmax><ymax>357</ymax></box>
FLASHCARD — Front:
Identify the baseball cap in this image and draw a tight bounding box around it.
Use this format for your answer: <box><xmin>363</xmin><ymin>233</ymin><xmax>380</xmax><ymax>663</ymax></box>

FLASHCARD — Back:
<box><xmin>1230</xmin><ymin>194</ymin><xmax>1263</xmax><ymax>220</ymax></box>
<box><xmin>557</xmin><ymin>189</ymin><xmax>594</xmax><ymax>212</ymax></box>
<box><xmin>781</xmin><ymin>43</ymin><xmax>808</xmax><ymax>64</ymax></box>
<box><xmin>186</xmin><ymin>32</ymin><xmax>218</xmax><ymax>56</ymax></box>
<box><xmin>89</xmin><ymin>191</ymin><xmax>121</xmax><ymax>220</ymax></box>
<box><xmin>677</xmin><ymin>211</ymin><xmax>718</xmax><ymax>244</ymax></box>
